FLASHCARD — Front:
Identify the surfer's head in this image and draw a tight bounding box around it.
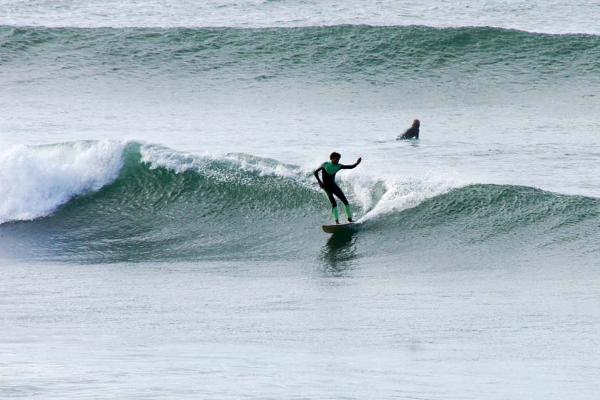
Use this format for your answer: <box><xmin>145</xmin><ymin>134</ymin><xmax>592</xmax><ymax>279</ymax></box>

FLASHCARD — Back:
<box><xmin>413</xmin><ymin>119</ymin><xmax>420</xmax><ymax>128</ymax></box>
<box><xmin>329</xmin><ymin>152</ymin><xmax>341</xmax><ymax>164</ymax></box>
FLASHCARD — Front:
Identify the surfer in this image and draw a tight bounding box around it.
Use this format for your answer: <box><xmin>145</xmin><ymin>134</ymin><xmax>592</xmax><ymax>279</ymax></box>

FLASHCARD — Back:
<box><xmin>397</xmin><ymin>119</ymin><xmax>420</xmax><ymax>140</ymax></box>
<box><xmin>314</xmin><ymin>152</ymin><xmax>362</xmax><ymax>224</ymax></box>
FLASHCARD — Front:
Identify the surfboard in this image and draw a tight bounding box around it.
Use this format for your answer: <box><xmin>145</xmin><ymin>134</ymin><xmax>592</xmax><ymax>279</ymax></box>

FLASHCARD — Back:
<box><xmin>322</xmin><ymin>222</ymin><xmax>357</xmax><ymax>234</ymax></box>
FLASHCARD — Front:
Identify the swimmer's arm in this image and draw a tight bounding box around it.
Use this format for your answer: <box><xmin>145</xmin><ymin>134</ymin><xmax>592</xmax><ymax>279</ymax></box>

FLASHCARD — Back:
<box><xmin>341</xmin><ymin>157</ymin><xmax>362</xmax><ymax>169</ymax></box>
<box><xmin>313</xmin><ymin>167</ymin><xmax>324</xmax><ymax>188</ymax></box>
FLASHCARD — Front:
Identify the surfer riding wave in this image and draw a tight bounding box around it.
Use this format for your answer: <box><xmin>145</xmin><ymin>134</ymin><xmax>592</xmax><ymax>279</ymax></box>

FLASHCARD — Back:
<box><xmin>314</xmin><ymin>152</ymin><xmax>362</xmax><ymax>224</ymax></box>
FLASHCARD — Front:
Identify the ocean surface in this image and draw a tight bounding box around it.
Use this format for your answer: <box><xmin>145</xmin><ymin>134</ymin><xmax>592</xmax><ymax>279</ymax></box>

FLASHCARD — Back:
<box><xmin>1</xmin><ymin>1</ymin><xmax>600</xmax><ymax>398</ymax></box>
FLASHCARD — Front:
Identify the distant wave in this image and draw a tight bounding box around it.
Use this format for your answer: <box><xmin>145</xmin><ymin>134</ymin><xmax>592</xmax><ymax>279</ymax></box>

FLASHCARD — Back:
<box><xmin>2</xmin><ymin>25</ymin><xmax>599</xmax><ymax>86</ymax></box>
<box><xmin>1</xmin><ymin>141</ymin><xmax>598</xmax><ymax>263</ymax></box>
<box><xmin>2</xmin><ymin>0</ymin><xmax>599</xmax><ymax>35</ymax></box>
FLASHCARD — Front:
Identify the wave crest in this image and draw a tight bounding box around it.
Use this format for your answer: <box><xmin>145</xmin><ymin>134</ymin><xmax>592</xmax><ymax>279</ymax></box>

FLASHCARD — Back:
<box><xmin>0</xmin><ymin>140</ymin><xmax>124</xmax><ymax>224</ymax></box>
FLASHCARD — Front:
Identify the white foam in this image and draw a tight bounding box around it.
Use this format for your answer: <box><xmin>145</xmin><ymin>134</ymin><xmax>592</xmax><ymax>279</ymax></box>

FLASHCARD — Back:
<box><xmin>139</xmin><ymin>143</ymin><xmax>201</xmax><ymax>174</ymax></box>
<box><xmin>339</xmin><ymin>171</ymin><xmax>464</xmax><ymax>223</ymax></box>
<box><xmin>0</xmin><ymin>141</ymin><xmax>125</xmax><ymax>224</ymax></box>
<box><xmin>140</xmin><ymin>144</ymin><xmax>305</xmax><ymax>181</ymax></box>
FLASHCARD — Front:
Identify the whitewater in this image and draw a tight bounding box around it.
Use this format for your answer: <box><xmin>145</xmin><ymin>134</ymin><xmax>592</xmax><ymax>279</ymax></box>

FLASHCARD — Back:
<box><xmin>1</xmin><ymin>1</ymin><xmax>600</xmax><ymax>399</ymax></box>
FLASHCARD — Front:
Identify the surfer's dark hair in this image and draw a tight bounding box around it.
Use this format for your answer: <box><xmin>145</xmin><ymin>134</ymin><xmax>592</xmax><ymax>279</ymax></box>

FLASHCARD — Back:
<box><xmin>330</xmin><ymin>152</ymin><xmax>341</xmax><ymax>160</ymax></box>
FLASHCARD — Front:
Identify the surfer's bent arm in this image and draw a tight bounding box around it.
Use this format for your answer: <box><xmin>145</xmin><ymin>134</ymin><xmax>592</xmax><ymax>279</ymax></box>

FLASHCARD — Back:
<box><xmin>313</xmin><ymin>167</ymin><xmax>324</xmax><ymax>188</ymax></box>
<box><xmin>341</xmin><ymin>157</ymin><xmax>362</xmax><ymax>169</ymax></box>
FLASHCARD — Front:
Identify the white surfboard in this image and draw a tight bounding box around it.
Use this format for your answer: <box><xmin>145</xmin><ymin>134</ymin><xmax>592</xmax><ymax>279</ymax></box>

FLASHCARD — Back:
<box><xmin>322</xmin><ymin>222</ymin><xmax>357</xmax><ymax>234</ymax></box>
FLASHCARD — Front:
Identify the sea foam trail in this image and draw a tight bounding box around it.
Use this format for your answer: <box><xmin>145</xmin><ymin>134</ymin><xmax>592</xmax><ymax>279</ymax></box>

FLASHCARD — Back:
<box><xmin>0</xmin><ymin>141</ymin><xmax>124</xmax><ymax>224</ymax></box>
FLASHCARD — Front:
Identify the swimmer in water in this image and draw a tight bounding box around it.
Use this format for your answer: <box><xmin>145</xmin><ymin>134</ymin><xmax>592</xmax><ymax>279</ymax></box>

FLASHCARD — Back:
<box><xmin>398</xmin><ymin>119</ymin><xmax>420</xmax><ymax>140</ymax></box>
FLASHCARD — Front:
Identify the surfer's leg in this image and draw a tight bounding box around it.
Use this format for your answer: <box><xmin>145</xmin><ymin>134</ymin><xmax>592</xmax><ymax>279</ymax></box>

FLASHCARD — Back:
<box><xmin>344</xmin><ymin>204</ymin><xmax>353</xmax><ymax>222</ymax></box>
<box><xmin>332</xmin><ymin>206</ymin><xmax>340</xmax><ymax>223</ymax></box>
<box><xmin>331</xmin><ymin>185</ymin><xmax>353</xmax><ymax>222</ymax></box>
<box><xmin>325</xmin><ymin>189</ymin><xmax>340</xmax><ymax>223</ymax></box>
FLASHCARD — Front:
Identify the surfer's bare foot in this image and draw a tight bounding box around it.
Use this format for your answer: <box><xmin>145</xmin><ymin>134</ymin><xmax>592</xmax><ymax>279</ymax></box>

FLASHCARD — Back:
<box><xmin>348</xmin><ymin>218</ymin><xmax>354</xmax><ymax>223</ymax></box>
<box><xmin>335</xmin><ymin>220</ymin><xmax>340</xmax><ymax>224</ymax></box>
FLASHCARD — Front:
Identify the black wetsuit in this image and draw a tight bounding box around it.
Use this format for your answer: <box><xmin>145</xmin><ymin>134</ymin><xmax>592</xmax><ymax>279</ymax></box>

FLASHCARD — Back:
<box><xmin>320</xmin><ymin>162</ymin><xmax>350</xmax><ymax>207</ymax></box>
<box><xmin>398</xmin><ymin>126</ymin><xmax>419</xmax><ymax>140</ymax></box>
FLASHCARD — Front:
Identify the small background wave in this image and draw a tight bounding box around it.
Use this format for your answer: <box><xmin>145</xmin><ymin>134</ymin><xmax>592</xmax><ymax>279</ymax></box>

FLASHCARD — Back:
<box><xmin>0</xmin><ymin>141</ymin><xmax>598</xmax><ymax>264</ymax></box>
<box><xmin>2</xmin><ymin>25</ymin><xmax>599</xmax><ymax>86</ymax></box>
<box><xmin>2</xmin><ymin>0</ymin><xmax>600</xmax><ymax>34</ymax></box>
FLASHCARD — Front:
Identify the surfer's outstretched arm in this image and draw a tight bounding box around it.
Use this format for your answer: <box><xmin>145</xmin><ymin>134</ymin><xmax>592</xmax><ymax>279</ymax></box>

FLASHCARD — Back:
<box><xmin>341</xmin><ymin>157</ymin><xmax>362</xmax><ymax>169</ymax></box>
<box><xmin>313</xmin><ymin>167</ymin><xmax>324</xmax><ymax>188</ymax></box>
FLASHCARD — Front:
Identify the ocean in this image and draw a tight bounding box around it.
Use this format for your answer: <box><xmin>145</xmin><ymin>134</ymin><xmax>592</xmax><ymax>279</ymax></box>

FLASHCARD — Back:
<box><xmin>1</xmin><ymin>1</ymin><xmax>600</xmax><ymax>398</ymax></box>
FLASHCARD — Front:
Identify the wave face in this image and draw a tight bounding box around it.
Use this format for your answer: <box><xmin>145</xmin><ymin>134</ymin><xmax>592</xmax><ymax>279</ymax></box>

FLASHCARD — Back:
<box><xmin>2</xmin><ymin>0</ymin><xmax>599</xmax><ymax>34</ymax></box>
<box><xmin>0</xmin><ymin>142</ymin><xmax>326</xmax><ymax>262</ymax></box>
<box><xmin>0</xmin><ymin>142</ymin><xmax>598</xmax><ymax>263</ymax></box>
<box><xmin>2</xmin><ymin>25</ymin><xmax>599</xmax><ymax>87</ymax></box>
